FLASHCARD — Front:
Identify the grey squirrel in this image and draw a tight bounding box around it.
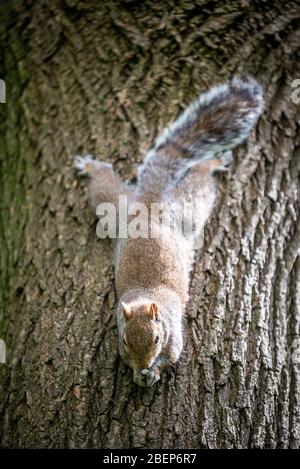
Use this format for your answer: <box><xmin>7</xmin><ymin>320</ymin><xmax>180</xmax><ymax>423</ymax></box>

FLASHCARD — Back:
<box><xmin>74</xmin><ymin>77</ymin><xmax>263</xmax><ymax>387</ymax></box>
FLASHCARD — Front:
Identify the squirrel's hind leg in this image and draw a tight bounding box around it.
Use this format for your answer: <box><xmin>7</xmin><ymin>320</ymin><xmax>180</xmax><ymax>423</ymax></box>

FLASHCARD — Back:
<box><xmin>212</xmin><ymin>150</ymin><xmax>233</xmax><ymax>172</ymax></box>
<box><xmin>74</xmin><ymin>154</ymin><xmax>127</xmax><ymax>211</ymax></box>
<box><xmin>173</xmin><ymin>151</ymin><xmax>233</xmax><ymax>201</ymax></box>
<box><xmin>167</xmin><ymin>157</ymin><xmax>229</xmax><ymax>240</ymax></box>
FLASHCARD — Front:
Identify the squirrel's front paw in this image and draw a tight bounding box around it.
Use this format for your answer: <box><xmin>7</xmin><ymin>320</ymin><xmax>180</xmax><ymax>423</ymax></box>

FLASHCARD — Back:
<box><xmin>74</xmin><ymin>154</ymin><xmax>112</xmax><ymax>176</ymax></box>
<box><xmin>74</xmin><ymin>154</ymin><xmax>96</xmax><ymax>176</ymax></box>
<box><xmin>133</xmin><ymin>367</ymin><xmax>161</xmax><ymax>387</ymax></box>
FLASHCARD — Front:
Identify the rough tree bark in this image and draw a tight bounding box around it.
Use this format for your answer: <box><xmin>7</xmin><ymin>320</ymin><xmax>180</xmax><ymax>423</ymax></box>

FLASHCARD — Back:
<box><xmin>0</xmin><ymin>0</ymin><xmax>299</xmax><ymax>449</ymax></box>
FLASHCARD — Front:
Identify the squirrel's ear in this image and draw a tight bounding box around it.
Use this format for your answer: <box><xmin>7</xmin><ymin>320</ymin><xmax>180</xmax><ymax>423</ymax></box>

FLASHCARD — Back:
<box><xmin>148</xmin><ymin>303</ymin><xmax>159</xmax><ymax>320</ymax></box>
<box><xmin>122</xmin><ymin>302</ymin><xmax>132</xmax><ymax>321</ymax></box>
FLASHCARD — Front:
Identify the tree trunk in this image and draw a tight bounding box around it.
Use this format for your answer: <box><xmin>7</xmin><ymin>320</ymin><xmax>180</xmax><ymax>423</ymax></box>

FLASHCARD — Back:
<box><xmin>0</xmin><ymin>0</ymin><xmax>299</xmax><ymax>449</ymax></box>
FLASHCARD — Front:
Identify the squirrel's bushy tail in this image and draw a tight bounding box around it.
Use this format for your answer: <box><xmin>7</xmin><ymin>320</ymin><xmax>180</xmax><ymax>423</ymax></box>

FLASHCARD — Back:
<box><xmin>138</xmin><ymin>76</ymin><xmax>263</xmax><ymax>186</ymax></box>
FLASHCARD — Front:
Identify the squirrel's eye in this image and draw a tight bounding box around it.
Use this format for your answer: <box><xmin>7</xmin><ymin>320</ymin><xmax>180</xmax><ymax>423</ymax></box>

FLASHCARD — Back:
<box><xmin>154</xmin><ymin>334</ymin><xmax>160</xmax><ymax>344</ymax></box>
<box><xmin>123</xmin><ymin>337</ymin><xmax>127</xmax><ymax>346</ymax></box>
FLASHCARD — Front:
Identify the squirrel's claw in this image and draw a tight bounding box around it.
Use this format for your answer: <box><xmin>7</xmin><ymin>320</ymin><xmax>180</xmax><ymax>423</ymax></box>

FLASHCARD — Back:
<box><xmin>213</xmin><ymin>150</ymin><xmax>233</xmax><ymax>173</ymax></box>
<box><xmin>133</xmin><ymin>367</ymin><xmax>161</xmax><ymax>387</ymax></box>
<box><xmin>74</xmin><ymin>154</ymin><xmax>113</xmax><ymax>177</ymax></box>
<box><xmin>220</xmin><ymin>150</ymin><xmax>233</xmax><ymax>167</ymax></box>
<box><xmin>74</xmin><ymin>154</ymin><xmax>95</xmax><ymax>176</ymax></box>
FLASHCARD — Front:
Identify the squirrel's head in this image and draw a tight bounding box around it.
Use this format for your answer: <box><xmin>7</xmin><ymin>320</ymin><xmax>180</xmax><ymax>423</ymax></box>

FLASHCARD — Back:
<box><xmin>121</xmin><ymin>300</ymin><xmax>163</xmax><ymax>370</ymax></box>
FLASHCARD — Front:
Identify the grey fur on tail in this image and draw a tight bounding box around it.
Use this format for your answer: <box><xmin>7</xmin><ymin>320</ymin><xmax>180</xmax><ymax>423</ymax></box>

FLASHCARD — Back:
<box><xmin>156</xmin><ymin>76</ymin><xmax>263</xmax><ymax>157</ymax></box>
<box><xmin>139</xmin><ymin>76</ymin><xmax>263</xmax><ymax>182</ymax></box>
